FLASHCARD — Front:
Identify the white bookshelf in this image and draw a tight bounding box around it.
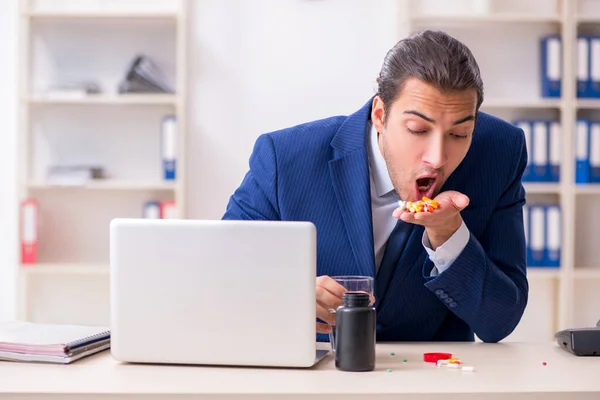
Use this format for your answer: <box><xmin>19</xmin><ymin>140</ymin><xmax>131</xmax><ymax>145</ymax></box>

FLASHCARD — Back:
<box><xmin>16</xmin><ymin>0</ymin><xmax>188</xmax><ymax>325</ymax></box>
<box><xmin>406</xmin><ymin>0</ymin><xmax>600</xmax><ymax>342</ymax></box>
<box><xmin>27</xmin><ymin>12</ymin><xmax>179</xmax><ymax>19</ymax></box>
<box><xmin>27</xmin><ymin>180</ymin><xmax>177</xmax><ymax>191</ymax></box>
<box><xmin>27</xmin><ymin>93</ymin><xmax>178</xmax><ymax>105</ymax></box>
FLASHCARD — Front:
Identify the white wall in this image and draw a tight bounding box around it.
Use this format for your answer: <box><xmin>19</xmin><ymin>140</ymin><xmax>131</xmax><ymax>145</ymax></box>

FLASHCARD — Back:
<box><xmin>188</xmin><ymin>0</ymin><xmax>404</xmax><ymax>219</ymax></box>
<box><xmin>0</xmin><ymin>0</ymin><xmax>18</xmax><ymax>321</ymax></box>
<box><xmin>0</xmin><ymin>0</ymin><xmax>404</xmax><ymax>320</ymax></box>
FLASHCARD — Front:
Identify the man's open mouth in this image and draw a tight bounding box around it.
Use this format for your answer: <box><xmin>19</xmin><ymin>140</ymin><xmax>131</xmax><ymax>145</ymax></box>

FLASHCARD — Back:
<box><xmin>415</xmin><ymin>176</ymin><xmax>437</xmax><ymax>199</ymax></box>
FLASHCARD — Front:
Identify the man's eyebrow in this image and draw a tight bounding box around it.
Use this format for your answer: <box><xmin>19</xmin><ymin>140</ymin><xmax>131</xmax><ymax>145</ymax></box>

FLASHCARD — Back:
<box><xmin>452</xmin><ymin>115</ymin><xmax>475</xmax><ymax>125</ymax></box>
<box><xmin>403</xmin><ymin>110</ymin><xmax>434</xmax><ymax>123</ymax></box>
<box><xmin>403</xmin><ymin>110</ymin><xmax>475</xmax><ymax>126</ymax></box>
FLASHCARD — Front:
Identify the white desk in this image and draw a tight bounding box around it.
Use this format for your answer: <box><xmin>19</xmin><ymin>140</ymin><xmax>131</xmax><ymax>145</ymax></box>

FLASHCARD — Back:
<box><xmin>0</xmin><ymin>342</ymin><xmax>598</xmax><ymax>399</ymax></box>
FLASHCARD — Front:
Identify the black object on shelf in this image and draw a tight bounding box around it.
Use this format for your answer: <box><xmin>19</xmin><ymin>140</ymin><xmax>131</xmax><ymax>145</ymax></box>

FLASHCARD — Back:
<box><xmin>118</xmin><ymin>55</ymin><xmax>174</xmax><ymax>94</ymax></box>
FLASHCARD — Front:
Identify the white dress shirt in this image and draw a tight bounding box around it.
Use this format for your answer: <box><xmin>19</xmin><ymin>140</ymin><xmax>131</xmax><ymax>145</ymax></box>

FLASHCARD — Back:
<box><xmin>366</xmin><ymin>122</ymin><xmax>470</xmax><ymax>276</ymax></box>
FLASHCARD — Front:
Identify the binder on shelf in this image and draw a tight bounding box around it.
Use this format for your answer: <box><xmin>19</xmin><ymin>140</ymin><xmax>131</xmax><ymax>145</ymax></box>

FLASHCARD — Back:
<box><xmin>541</xmin><ymin>35</ymin><xmax>561</xmax><ymax>98</ymax></box>
<box><xmin>515</xmin><ymin>120</ymin><xmax>533</xmax><ymax>182</ymax></box>
<box><xmin>0</xmin><ymin>321</ymin><xmax>110</xmax><ymax>364</ymax></box>
<box><xmin>523</xmin><ymin>205</ymin><xmax>531</xmax><ymax>267</ymax></box>
<box><xmin>577</xmin><ymin>35</ymin><xmax>591</xmax><ymax>98</ymax></box>
<box><xmin>544</xmin><ymin>205</ymin><xmax>561</xmax><ymax>268</ymax></box>
<box><xmin>160</xmin><ymin>200</ymin><xmax>177</xmax><ymax>219</ymax></box>
<box><xmin>118</xmin><ymin>55</ymin><xmax>174</xmax><ymax>94</ymax></box>
<box><xmin>590</xmin><ymin>122</ymin><xmax>600</xmax><ymax>183</ymax></box>
<box><xmin>575</xmin><ymin>119</ymin><xmax>591</xmax><ymax>184</ymax></box>
<box><xmin>548</xmin><ymin>121</ymin><xmax>560</xmax><ymax>182</ymax></box>
<box><xmin>591</xmin><ymin>36</ymin><xmax>600</xmax><ymax>98</ymax></box>
<box><xmin>20</xmin><ymin>198</ymin><xmax>38</xmax><ymax>265</ymax></box>
<box><xmin>529</xmin><ymin>205</ymin><xmax>545</xmax><ymax>267</ymax></box>
<box><xmin>515</xmin><ymin>119</ymin><xmax>560</xmax><ymax>183</ymax></box>
<box><xmin>143</xmin><ymin>201</ymin><xmax>161</xmax><ymax>219</ymax></box>
<box><xmin>161</xmin><ymin>115</ymin><xmax>177</xmax><ymax>181</ymax></box>
<box><xmin>532</xmin><ymin>121</ymin><xmax>548</xmax><ymax>181</ymax></box>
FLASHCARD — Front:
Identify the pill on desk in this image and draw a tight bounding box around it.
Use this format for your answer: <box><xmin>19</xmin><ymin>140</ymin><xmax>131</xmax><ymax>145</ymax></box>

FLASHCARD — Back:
<box><xmin>437</xmin><ymin>360</ymin><xmax>449</xmax><ymax>367</ymax></box>
<box><xmin>461</xmin><ymin>366</ymin><xmax>475</xmax><ymax>372</ymax></box>
<box><xmin>447</xmin><ymin>363</ymin><xmax>460</xmax><ymax>369</ymax></box>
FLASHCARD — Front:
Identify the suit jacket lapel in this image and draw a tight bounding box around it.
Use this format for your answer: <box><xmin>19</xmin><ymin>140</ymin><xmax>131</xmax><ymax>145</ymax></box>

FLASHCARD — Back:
<box><xmin>376</xmin><ymin>224</ymin><xmax>425</xmax><ymax>308</ymax></box>
<box><xmin>328</xmin><ymin>98</ymin><xmax>376</xmax><ymax>278</ymax></box>
<box><xmin>329</xmin><ymin>152</ymin><xmax>375</xmax><ymax>278</ymax></box>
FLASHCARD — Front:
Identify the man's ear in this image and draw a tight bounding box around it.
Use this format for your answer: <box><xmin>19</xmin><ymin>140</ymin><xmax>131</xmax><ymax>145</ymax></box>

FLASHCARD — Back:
<box><xmin>371</xmin><ymin>95</ymin><xmax>386</xmax><ymax>133</ymax></box>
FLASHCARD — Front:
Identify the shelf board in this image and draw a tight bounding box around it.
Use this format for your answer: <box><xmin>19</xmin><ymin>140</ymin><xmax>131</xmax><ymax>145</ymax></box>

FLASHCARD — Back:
<box><xmin>25</xmin><ymin>11</ymin><xmax>178</xmax><ymax>20</ymax></box>
<box><xmin>527</xmin><ymin>267</ymin><xmax>561</xmax><ymax>279</ymax></box>
<box><xmin>20</xmin><ymin>263</ymin><xmax>109</xmax><ymax>276</ymax></box>
<box><xmin>410</xmin><ymin>13</ymin><xmax>562</xmax><ymax>24</ymax></box>
<box><xmin>480</xmin><ymin>98</ymin><xmax>562</xmax><ymax>109</ymax></box>
<box><xmin>575</xmin><ymin>99</ymin><xmax>600</xmax><ymax>109</ymax></box>
<box><xmin>575</xmin><ymin>185</ymin><xmax>600</xmax><ymax>195</ymax></box>
<box><xmin>576</xmin><ymin>16</ymin><xmax>600</xmax><ymax>23</ymax></box>
<box><xmin>574</xmin><ymin>267</ymin><xmax>600</xmax><ymax>280</ymax></box>
<box><xmin>27</xmin><ymin>93</ymin><xmax>178</xmax><ymax>106</ymax></box>
<box><xmin>28</xmin><ymin>180</ymin><xmax>176</xmax><ymax>191</ymax></box>
<box><xmin>524</xmin><ymin>183</ymin><xmax>561</xmax><ymax>194</ymax></box>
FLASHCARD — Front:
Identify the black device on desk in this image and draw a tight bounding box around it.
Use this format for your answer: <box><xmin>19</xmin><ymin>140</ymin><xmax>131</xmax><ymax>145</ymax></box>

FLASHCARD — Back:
<box><xmin>555</xmin><ymin>319</ymin><xmax>600</xmax><ymax>356</ymax></box>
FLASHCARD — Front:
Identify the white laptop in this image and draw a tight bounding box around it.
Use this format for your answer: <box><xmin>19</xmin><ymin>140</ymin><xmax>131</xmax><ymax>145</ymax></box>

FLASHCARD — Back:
<box><xmin>109</xmin><ymin>218</ymin><xmax>328</xmax><ymax>368</ymax></box>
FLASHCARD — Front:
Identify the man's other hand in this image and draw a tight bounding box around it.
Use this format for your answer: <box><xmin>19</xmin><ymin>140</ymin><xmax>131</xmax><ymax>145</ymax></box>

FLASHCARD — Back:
<box><xmin>315</xmin><ymin>276</ymin><xmax>346</xmax><ymax>334</ymax></box>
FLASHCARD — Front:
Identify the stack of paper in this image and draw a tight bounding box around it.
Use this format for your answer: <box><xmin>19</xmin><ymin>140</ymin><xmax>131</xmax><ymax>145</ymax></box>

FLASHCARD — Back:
<box><xmin>0</xmin><ymin>321</ymin><xmax>110</xmax><ymax>364</ymax></box>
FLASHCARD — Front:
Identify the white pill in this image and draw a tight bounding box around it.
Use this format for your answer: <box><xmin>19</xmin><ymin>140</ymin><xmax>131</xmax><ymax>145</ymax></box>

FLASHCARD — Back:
<box><xmin>447</xmin><ymin>363</ymin><xmax>460</xmax><ymax>369</ymax></box>
<box><xmin>437</xmin><ymin>360</ymin><xmax>449</xmax><ymax>366</ymax></box>
<box><xmin>461</xmin><ymin>366</ymin><xmax>475</xmax><ymax>372</ymax></box>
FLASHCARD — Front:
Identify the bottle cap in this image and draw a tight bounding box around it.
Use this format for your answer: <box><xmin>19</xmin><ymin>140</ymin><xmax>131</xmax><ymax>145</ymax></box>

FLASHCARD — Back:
<box><xmin>342</xmin><ymin>291</ymin><xmax>370</xmax><ymax>307</ymax></box>
<box><xmin>423</xmin><ymin>352</ymin><xmax>452</xmax><ymax>363</ymax></box>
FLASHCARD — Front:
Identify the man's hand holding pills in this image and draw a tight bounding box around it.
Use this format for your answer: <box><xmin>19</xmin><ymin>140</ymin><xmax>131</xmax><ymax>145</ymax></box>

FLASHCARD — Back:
<box><xmin>392</xmin><ymin>191</ymin><xmax>470</xmax><ymax>250</ymax></box>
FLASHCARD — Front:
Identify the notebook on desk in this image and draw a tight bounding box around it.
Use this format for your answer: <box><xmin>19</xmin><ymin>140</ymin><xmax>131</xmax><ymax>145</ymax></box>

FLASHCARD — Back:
<box><xmin>0</xmin><ymin>321</ymin><xmax>110</xmax><ymax>364</ymax></box>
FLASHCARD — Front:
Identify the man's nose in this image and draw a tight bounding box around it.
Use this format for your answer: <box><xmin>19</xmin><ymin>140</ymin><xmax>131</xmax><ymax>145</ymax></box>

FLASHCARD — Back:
<box><xmin>422</xmin><ymin>137</ymin><xmax>446</xmax><ymax>170</ymax></box>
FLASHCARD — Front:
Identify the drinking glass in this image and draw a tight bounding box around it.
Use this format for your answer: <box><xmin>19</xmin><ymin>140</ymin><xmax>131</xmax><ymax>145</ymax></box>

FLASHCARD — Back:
<box><xmin>328</xmin><ymin>275</ymin><xmax>375</xmax><ymax>353</ymax></box>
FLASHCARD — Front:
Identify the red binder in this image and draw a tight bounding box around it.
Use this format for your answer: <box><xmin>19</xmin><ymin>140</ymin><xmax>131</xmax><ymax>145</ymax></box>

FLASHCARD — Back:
<box><xmin>20</xmin><ymin>198</ymin><xmax>38</xmax><ymax>265</ymax></box>
<box><xmin>160</xmin><ymin>201</ymin><xmax>177</xmax><ymax>219</ymax></box>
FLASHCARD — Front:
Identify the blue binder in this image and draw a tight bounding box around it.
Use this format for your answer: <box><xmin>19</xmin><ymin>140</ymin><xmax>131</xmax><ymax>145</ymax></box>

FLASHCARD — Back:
<box><xmin>523</xmin><ymin>205</ymin><xmax>531</xmax><ymax>267</ymax></box>
<box><xmin>143</xmin><ymin>201</ymin><xmax>161</xmax><ymax>219</ymax></box>
<box><xmin>577</xmin><ymin>35</ymin><xmax>592</xmax><ymax>98</ymax></box>
<box><xmin>529</xmin><ymin>205</ymin><xmax>545</xmax><ymax>267</ymax></box>
<box><xmin>575</xmin><ymin>119</ymin><xmax>591</xmax><ymax>184</ymax></box>
<box><xmin>515</xmin><ymin>120</ymin><xmax>533</xmax><ymax>182</ymax></box>
<box><xmin>541</xmin><ymin>35</ymin><xmax>561</xmax><ymax>98</ymax></box>
<box><xmin>590</xmin><ymin>36</ymin><xmax>600</xmax><ymax>98</ymax></box>
<box><xmin>544</xmin><ymin>205</ymin><xmax>561</xmax><ymax>268</ymax></box>
<box><xmin>548</xmin><ymin>121</ymin><xmax>560</xmax><ymax>182</ymax></box>
<box><xmin>161</xmin><ymin>115</ymin><xmax>177</xmax><ymax>181</ymax></box>
<box><xmin>590</xmin><ymin>121</ymin><xmax>600</xmax><ymax>182</ymax></box>
<box><xmin>532</xmin><ymin>120</ymin><xmax>549</xmax><ymax>182</ymax></box>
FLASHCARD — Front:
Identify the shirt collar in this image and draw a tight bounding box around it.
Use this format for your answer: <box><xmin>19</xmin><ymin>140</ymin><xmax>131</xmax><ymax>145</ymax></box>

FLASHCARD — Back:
<box><xmin>367</xmin><ymin>122</ymin><xmax>395</xmax><ymax>197</ymax></box>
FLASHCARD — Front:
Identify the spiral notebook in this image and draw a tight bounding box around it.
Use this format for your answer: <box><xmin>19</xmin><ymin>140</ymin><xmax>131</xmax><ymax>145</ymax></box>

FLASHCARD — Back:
<box><xmin>0</xmin><ymin>321</ymin><xmax>110</xmax><ymax>364</ymax></box>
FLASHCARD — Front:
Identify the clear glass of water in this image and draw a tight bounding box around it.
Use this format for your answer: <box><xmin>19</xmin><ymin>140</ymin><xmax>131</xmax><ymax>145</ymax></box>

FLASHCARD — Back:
<box><xmin>328</xmin><ymin>275</ymin><xmax>375</xmax><ymax>353</ymax></box>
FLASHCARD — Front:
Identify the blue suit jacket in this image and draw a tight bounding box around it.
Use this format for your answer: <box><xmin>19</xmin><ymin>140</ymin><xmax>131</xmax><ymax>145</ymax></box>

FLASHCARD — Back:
<box><xmin>223</xmin><ymin>98</ymin><xmax>529</xmax><ymax>343</ymax></box>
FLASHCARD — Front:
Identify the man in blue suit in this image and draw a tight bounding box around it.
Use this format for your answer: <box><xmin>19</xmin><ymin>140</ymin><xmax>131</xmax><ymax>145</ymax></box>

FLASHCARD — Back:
<box><xmin>222</xmin><ymin>30</ymin><xmax>528</xmax><ymax>343</ymax></box>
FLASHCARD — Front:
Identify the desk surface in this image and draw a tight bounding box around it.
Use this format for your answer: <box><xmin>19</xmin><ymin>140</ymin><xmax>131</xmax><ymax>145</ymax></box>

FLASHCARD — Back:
<box><xmin>0</xmin><ymin>342</ymin><xmax>599</xmax><ymax>400</ymax></box>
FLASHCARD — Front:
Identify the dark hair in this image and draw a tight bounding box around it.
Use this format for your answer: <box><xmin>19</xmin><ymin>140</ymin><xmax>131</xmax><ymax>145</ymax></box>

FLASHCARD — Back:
<box><xmin>376</xmin><ymin>30</ymin><xmax>484</xmax><ymax>123</ymax></box>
